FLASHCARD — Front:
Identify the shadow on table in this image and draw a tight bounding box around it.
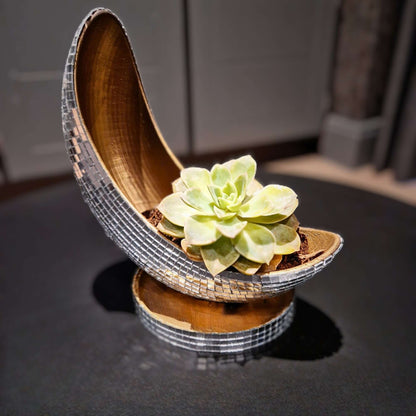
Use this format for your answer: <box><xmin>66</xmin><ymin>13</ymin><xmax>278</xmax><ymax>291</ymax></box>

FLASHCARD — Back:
<box><xmin>262</xmin><ymin>298</ymin><xmax>342</xmax><ymax>361</ymax></box>
<box><xmin>93</xmin><ymin>259</ymin><xmax>136</xmax><ymax>313</ymax></box>
<box><xmin>93</xmin><ymin>259</ymin><xmax>342</xmax><ymax>364</ymax></box>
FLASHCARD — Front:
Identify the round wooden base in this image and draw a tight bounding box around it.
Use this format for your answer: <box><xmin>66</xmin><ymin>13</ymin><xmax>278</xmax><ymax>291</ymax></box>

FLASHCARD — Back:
<box><xmin>132</xmin><ymin>270</ymin><xmax>295</xmax><ymax>354</ymax></box>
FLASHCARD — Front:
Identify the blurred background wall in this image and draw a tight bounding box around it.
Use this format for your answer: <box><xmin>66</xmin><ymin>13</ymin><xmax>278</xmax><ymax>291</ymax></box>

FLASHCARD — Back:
<box><xmin>0</xmin><ymin>0</ymin><xmax>415</xmax><ymax>195</ymax></box>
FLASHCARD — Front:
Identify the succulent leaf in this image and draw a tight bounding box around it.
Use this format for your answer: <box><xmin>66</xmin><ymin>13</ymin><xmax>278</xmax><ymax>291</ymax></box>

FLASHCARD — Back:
<box><xmin>221</xmin><ymin>181</ymin><xmax>238</xmax><ymax>201</ymax></box>
<box><xmin>224</xmin><ymin>155</ymin><xmax>256</xmax><ymax>184</ymax></box>
<box><xmin>216</xmin><ymin>217</ymin><xmax>247</xmax><ymax>239</ymax></box>
<box><xmin>180</xmin><ymin>167</ymin><xmax>210</xmax><ymax>189</ymax></box>
<box><xmin>158</xmin><ymin>155</ymin><xmax>301</xmax><ymax>276</ymax></box>
<box><xmin>157</xmin><ymin>217</ymin><xmax>185</xmax><ymax>238</ymax></box>
<box><xmin>213</xmin><ymin>206</ymin><xmax>236</xmax><ymax>220</ymax></box>
<box><xmin>244</xmin><ymin>212</ymin><xmax>289</xmax><ymax>224</ymax></box>
<box><xmin>181</xmin><ymin>239</ymin><xmax>203</xmax><ymax>262</ymax></box>
<box><xmin>239</xmin><ymin>185</ymin><xmax>297</xmax><ymax>218</ymax></box>
<box><xmin>211</xmin><ymin>164</ymin><xmax>232</xmax><ymax>187</ymax></box>
<box><xmin>208</xmin><ymin>185</ymin><xmax>221</xmax><ymax>206</ymax></box>
<box><xmin>184</xmin><ymin>215</ymin><xmax>221</xmax><ymax>246</ymax></box>
<box><xmin>200</xmin><ymin>237</ymin><xmax>240</xmax><ymax>276</ymax></box>
<box><xmin>217</xmin><ymin>197</ymin><xmax>231</xmax><ymax>210</ymax></box>
<box><xmin>246</xmin><ymin>178</ymin><xmax>263</xmax><ymax>196</ymax></box>
<box><xmin>264</xmin><ymin>185</ymin><xmax>298</xmax><ymax>217</ymax></box>
<box><xmin>181</xmin><ymin>188</ymin><xmax>214</xmax><ymax>214</ymax></box>
<box><xmin>238</xmin><ymin>195</ymin><xmax>272</xmax><ymax>218</ymax></box>
<box><xmin>267</xmin><ymin>223</ymin><xmax>301</xmax><ymax>255</ymax></box>
<box><xmin>233</xmin><ymin>223</ymin><xmax>275</xmax><ymax>264</ymax></box>
<box><xmin>172</xmin><ymin>178</ymin><xmax>187</xmax><ymax>193</ymax></box>
<box><xmin>231</xmin><ymin>174</ymin><xmax>248</xmax><ymax>206</ymax></box>
<box><xmin>282</xmin><ymin>214</ymin><xmax>300</xmax><ymax>230</ymax></box>
<box><xmin>158</xmin><ymin>193</ymin><xmax>199</xmax><ymax>226</ymax></box>
<box><xmin>233</xmin><ymin>257</ymin><xmax>262</xmax><ymax>275</ymax></box>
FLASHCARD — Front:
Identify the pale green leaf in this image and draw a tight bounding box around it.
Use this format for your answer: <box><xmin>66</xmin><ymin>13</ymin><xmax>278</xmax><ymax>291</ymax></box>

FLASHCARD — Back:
<box><xmin>210</xmin><ymin>164</ymin><xmax>231</xmax><ymax>187</ymax></box>
<box><xmin>224</xmin><ymin>155</ymin><xmax>256</xmax><ymax>184</ymax></box>
<box><xmin>268</xmin><ymin>223</ymin><xmax>301</xmax><ymax>255</ymax></box>
<box><xmin>200</xmin><ymin>237</ymin><xmax>240</xmax><ymax>276</ymax></box>
<box><xmin>216</xmin><ymin>217</ymin><xmax>247</xmax><ymax>239</ymax></box>
<box><xmin>157</xmin><ymin>217</ymin><xmax>185</xmax><ymax>238</ymax></box>
<box><xmin>233</xmin><ymin>223</ymin><xmax>275</xmax><ymax>264</ymax></box>
<box><xmin>221</xmin><ymin>181</ymin><xmax>237</xmax><ymax>199</ymax></box>
<box><xmin>260</xmin><ymin>185</ymin><xmax>298</xmax><ymax>216</ymax></box>
<box><xmin>246</xmin><ymin>179</ymin><xmax>263</xmax><ymax>196</ymax></box>
<box><xmin>281</xmin><ymin>214</ymin><xmax>300</xmax><ymax>230</ymax></box>
<box><xmin>208</xmin><ymin>185</ymin><xmax>221</xmax><ymax>206</ymax></box>
<box><xmin>181</xmin><ymin>239</ymin><xmax>203</xmax><ymax>262</ymax></box>
<box><xmin>158</xmin><ymin>193</ymin><xmax>199</xmax><ymax>226</ymax></box>
<box><xmin>213</xmin><ymin>206</ymin><xmax>236</xmax><ymax>220</ymax></box>
<box><xmin>231</xmin><ymin>174</ymin><xmax>248</xmax><ymax>206</ymax></box>
<box><xmin>184</xmin><ymin>215</ymin><xmax>221</xmax><ymax>245</ymax></box>
<box><xmin>233</xmin><ymin>257</ymin><xmax>262</xmax><ymax>275</ymax></box>
<box><xmin>238</xmin><ymin>185</ymin><xmax>298</xmax><ymax>218</ymax></box>
<box><xmin>172</xmin><ymin>178</ymin><xmax>187</xmax><ymax>193</ymax></box>
<box><xmin>238</xmin><ymin>194</ymin><xmax>272</xmax><ymax>218</ymax></box>
<box><xmin>217</xmin><ymin>197</ymin><xmax>231</xmax><ymax>210</ymax></box>
<box><xmin>180</xmin><ymin>167</ymin><xmax>211</xmax><ymax>189</ymax></box>
<box><xmin>181</xmin><ymin>188</ymin><xmax>214</xmax><ymax>214</ymax></box>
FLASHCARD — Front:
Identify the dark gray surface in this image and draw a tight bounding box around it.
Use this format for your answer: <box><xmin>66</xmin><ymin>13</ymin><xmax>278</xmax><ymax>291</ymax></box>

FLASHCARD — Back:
<box><xmin>1</xmin><ymin>174</ymin><xmax>415</xmax><ymax>415</ymax></box>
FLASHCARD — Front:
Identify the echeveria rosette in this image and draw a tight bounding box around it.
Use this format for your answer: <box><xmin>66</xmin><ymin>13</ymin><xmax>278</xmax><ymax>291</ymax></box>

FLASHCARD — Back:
<box><xmin>157</xmin><ymin>155</ymin><xmax>300</xmax><ymax>276</ymax></box>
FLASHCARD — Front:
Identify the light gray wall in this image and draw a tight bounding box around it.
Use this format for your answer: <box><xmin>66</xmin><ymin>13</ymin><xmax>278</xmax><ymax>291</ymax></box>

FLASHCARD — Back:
<box><xmin>0</xmin><ymin>0</ymin><xmax>338</xmax><ymax>181</ymax></box>
<box><xmin>0</xmin><ymin>0</ymin><xmax>188</xmax><ymax>181</ymax></box>
<box><xmin>188</xmin><ymin>0</ymin><xmax>338</xmax><ymax>153</ymax></box>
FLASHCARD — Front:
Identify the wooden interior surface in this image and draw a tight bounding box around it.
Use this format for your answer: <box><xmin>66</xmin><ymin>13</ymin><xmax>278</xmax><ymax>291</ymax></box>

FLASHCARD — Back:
<box><xmin>302</xmin><ymin>228</ymin><xmax>339</xmax><ymax>255</ymax></box>
<box><xmin>134</xmin><ymin>271</ymin><xmax>294</xmax><ymax>333</ymax></box>
<box><xmin>270</xmin><ymin>227</ymin><xmax>342</xmax><ymax>274</ymax></box>
<box><xmin>75</xmin><ymin>11</ymin><xmax>181</xmax><ymax>212</ymax></box>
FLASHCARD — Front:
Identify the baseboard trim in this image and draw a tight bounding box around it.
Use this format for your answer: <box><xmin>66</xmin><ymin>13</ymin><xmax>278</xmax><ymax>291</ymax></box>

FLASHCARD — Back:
<box><xmin>0</xmin><ymin>173</ymin><xmax>72</xmax><ymax>202</ymax></box>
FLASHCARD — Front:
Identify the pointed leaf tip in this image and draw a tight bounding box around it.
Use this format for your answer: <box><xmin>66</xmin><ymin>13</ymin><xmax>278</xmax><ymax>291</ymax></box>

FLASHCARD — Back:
<box><xmin>181</xmin><ymin>188</ymin><xmax>214</xmax><ymax>214</ymax></box>
<box><xmin>158</xmin><ymin>193</ymin><xmax>199</xmax><ymax>226</ymax></box>
<box><xmin>201</xmin><ymin>237</ymin><xmax>240</xmax><ymax>276</ymax></box>
<box><xmin>268</xmin><ymin>223</ymin><xmax>301</xmax><ymax>254</ymax></box>
<box><xmin>157</xmin><ymin>217</ymin><xmax>185</xmax><ymax>238</ymax></box>
<box><xmin>184</xmin><ymin>215</ymin><xmax>221</xmax><ymax>246</ymax></box>
<box><xmin>210</xmin><ymin>164</ymin><xmax>232</xmax><ymax>187</ymax></box>
<box><xmin>216</xmin><ymin>217</ymin><xmax>247</xmax><ymax>239</ymax></box>
<box><xmin>233</xmin><ymin>223</ymin><xmax>275</xmax><ymax>264</ymax></box>
<box><xmin>224</xmin><ymin>155</ymin><xmax>257</xmax><ymax>184</ymax></box>
<box><xmin>180</xmin><ymin>167</ymin><xmax>211</xmax><ymax>189</ymax></box>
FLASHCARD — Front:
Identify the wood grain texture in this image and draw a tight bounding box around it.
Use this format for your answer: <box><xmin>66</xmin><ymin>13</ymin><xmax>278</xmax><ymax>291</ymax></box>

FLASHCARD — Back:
<box><xmin>133</xmin><ymin>270</ymin><xmax>294</xmax><ymax>333</ymax></box>
<box><xmin>291</xmin><ymin>227</ymin><xmax>340</xmax><ymax>271</ymax></box>
<box><xmin>75</xmin><ymin>11</ymin><xmax>182</xmax><ymax>213</ymax></box>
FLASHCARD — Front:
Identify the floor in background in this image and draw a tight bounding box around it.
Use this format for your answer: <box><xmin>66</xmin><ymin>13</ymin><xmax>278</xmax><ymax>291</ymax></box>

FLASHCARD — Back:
<box><xmin>264</xmin><ymin>154</ymin><xmax>416</xmax><ymax>207</ymax></box>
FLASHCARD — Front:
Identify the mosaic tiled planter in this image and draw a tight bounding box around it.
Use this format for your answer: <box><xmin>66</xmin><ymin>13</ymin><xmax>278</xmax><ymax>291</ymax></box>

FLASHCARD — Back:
<box><xmin>62</xmin><ymin>8</ymin><xmax>343</xmax><ymax>352</ymax></box>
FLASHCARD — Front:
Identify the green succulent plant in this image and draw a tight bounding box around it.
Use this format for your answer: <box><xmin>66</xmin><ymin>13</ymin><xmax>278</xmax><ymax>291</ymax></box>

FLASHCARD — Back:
<box><xmin>157</xmin><ymin>155</ymin><xmax>300</xmax><ymax>276</ymax></box>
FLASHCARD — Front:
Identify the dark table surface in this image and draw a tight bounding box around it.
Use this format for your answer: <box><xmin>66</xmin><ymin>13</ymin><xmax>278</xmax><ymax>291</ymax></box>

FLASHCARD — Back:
<box><xmin>1</xmin><ymin>173</ymin><xmax>415</xmax><ymax>415</ymax></box>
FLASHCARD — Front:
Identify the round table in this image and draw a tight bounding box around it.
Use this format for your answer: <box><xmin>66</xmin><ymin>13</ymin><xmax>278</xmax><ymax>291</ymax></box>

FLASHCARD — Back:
<box><xmin>1</xmin><ymin>173</ymin><xmax>415</xmax><ymax>415</ymax></box>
